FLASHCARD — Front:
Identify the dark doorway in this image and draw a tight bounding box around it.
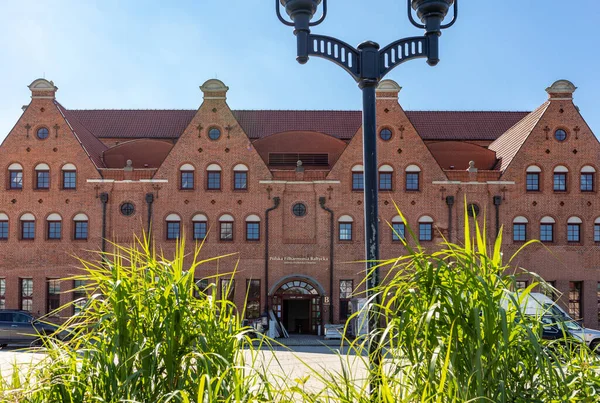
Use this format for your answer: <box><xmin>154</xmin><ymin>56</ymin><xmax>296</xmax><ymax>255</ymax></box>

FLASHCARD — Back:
<box><xmin>283</xmin><ymin>299</ymin><xmax>310</xmax><ymax>334</ymax></box>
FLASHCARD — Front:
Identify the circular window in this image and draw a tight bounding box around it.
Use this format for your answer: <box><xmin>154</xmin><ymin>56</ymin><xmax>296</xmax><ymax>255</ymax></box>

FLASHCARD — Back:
<box><xmin>37</xmin><ymin>127</ymin><xmax>49</xmax><ymax>140</ymax></box>
<box><xmin>466</xmin><ymin>203</ymin><xmax>480</xmax><ymax>218</ymax></box>
<box><xmin>208</xmin><ymin>127</ymin><xmax>221</xmax><ymax>140</ymax></box>
<box><xmin>292</xmin><ymin>203</ymin><xmax>307</xmax><ymax>217</ymax></box>
<box><xmin>379</xmin><ymin>128</ymin><xmax>392</xmax><ymax>141</ymax></box>
<box><xmin>120</xmin><ymin>202</ymin><xmax>135</xmax><ymax>217</ymax></box>
<box><xmin>554</xmin><ymin>129</ymin><xmax>567</xmax><ymax>142</ymax></box>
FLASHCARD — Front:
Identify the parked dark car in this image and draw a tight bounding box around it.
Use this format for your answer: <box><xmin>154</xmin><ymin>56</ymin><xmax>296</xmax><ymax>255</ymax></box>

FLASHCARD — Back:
<box><xmin>0</xmin><ymin>310</ymin><xmax>68</xmax><ymax>347</ymax></box>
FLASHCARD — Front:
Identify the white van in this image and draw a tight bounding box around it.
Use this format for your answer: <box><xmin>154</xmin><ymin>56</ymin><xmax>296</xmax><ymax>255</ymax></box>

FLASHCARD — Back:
<box><xmin>504</xmin><ymin>292</ymin><xmax>600</xmax><ymax>351</ymax></box>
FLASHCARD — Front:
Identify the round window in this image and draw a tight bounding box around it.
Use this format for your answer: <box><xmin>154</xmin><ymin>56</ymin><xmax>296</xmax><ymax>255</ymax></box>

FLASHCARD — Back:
<box><xmin>208</xmin><ymin>127</ymin><xmax>221</xmax><ymax>140</ymax></box>
<box><xmin>466</xmin><ymin>203</ymin><xmax>480</xmax><ymax>218</ymax></box>
<box><xmin>120</xmin><ymin>202</ymin><xmax>135</xmax><ymax>217</ymax></box>
<box><xmin>37</xmin><ymin>127</ymin><xmax>49</xmax><ymax>140</ymax></box>
<box><xmin>292</xmin><ymin>203</ymin><xmax>307</xmax><ymax>217</ymax></box>
<box><xmin>554</xmin><ymin>129</ymin><xmax>567</xmax><ymax>142</ymax></box>
<box><xmin>379</xmin><ymin>128</ymin><xmax>392</xmax><ymax>141</ymax></box>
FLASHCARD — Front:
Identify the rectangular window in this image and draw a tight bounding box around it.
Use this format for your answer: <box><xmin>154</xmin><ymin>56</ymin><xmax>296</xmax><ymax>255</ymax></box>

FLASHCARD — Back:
<box><xmin>180</xmin><ymin>171</ymin><xmax>194</xmax><ymax>189</ymax></box>
<box><xmin>526</xmin><ymin>173</ymin><xmax>539</xmax><ymax>191</ymax></box>
<box><xmin>569</xmin><ymin>281</ymin><xmax>582</xmax><ymax>320</ymax></box>
<box><xmin>544</xmin><ymin>280</ymin><xmax>556</xmax><ymax>300</ymax></box>
<box><xmin>379</xmin><ymin>172</ymin><xmax>392</xmax><ymax>191</ymax></box>
<box><xmin>36</xmin><ymin>171</ymin><xmax>49</xmax><ymax>189</ymax></box>
<box><xmin>540</xmin><ymin>224</ymin><xmax>554</xmax><ymax>242</ymax></box>
<box><xmin>234</xmin><ymin>172</ymin><xmax>248</xmax><ymax>190</ymax></box>
<box><xmin>220</xmin><ymin>222</ymin><xmax>233</xmax><ymax>241</ymax></box>
<box><xmin>20</xmin><ymin>278</ymin><xmax>33</xmax><ymax>312</ymax></box>
<box><xmin>419</xmin><ymin>223</ymin><xmax>433</xmax><ymax>241</ymax></box>
<box><xmin>0</xmin><ymin>221</ymin><xmax>7</xmax><ymax>240</ymax></box>
<box><xmin>21</xmin><ymin>221</ymin><xmax>35</xmax><ymax>240</ymax></box>
<box><xmin>194</xmin><ymin>278</ymin><xmax>209</xmax><ymax>298</ymax></box>
<box><xmin>595</xmin><ymin>224</ymin><xmax>600</xmax><ymax>242</ymax></box>
<box><xmin>207</xmin><ymin>171</ymin><xmax>221</xmax><ymax>190</ymax></box>
<box><xmin>352</xmin><ymin>172</ymin><xmax>364</xmax><ymax>191</ymax></box>
<box><xmin>406</xmin><ymin>172</ymin><xmax>420</xmax><ymax>191</ymax></box>
<box><xmin>513</xmin><ymin>224</ymin><xmax>527</xmax><ymax>242</ymax></box>
<box><xmin>10</xmin><ymin>170</ymin><xmax>23</xmax><ymax>189</ymax></box>
<box><xmin>567</xmin><ymin>224</ymin><xmax>581</xmax><ymax>242</ymax></box>
<box><xmin>221</xmin><ymin>279</ymin><xmax>235</xmax><ymax>302</ymax></box>
<box><xmin>0</xmin><ymin>279</ymin><xmax>5</xmax><ymax>310</ymax></box>
<box><xmin>73</xmin><ymin>279</ymin><xmax>86</xmax><ymax>315</ymax></box>
<box><xmin>246</xmin><ymin>279</ymin><xmax>261</xmax><ymax>319</ymax></box>
<box><xmin>193</xmin><ymin>221</ymin><xmax>207</xmax><ymax>241</ymax></box>
<box><xmin>46</xmin><ymin>279</ymin><xmax>60</xmax><ymax>314</ymax></box>
<box><xmin>246</xmin><ymin>222</ymin><xmax>260</xmax><ymax>241</ymax></box>
<box><xmin>516</xmin><ymin>280</ymin><xmax>528</xmax><ymax>290</ymax></box>
<box><xmin>62</xmin><ymin>171</ymin><xmax>76</xmax><ymax>189</ymax></box>
<box><xmin>339</xmin><ymin>280</ymin><xmax>353</xmax><ymax>321</ymax></box>
<box><xmin>581</xmin><ymin>173</ymin><xmax>594</xmax><ymax>192</ymax></box>
<box><xmin>339</xmin><ymin>223</ymin><xmax>352</xmax><ymax>241</ymax></box>
<box><xmin>392</xmin><ymin>223</ymin><xmax>405</xmax><ymax>241</ymax></box>
<box><xmin>553</xmin><ymin>173</ymin><xmax>567</xmax><ymax>192</ymax></box>
<box><xmin>48</xmin><ymin>221</ymin><xmax>62</xmax><ymax>240</ymax></box>
<box><xmin>74</xmin><ymin>221</ymin><xmax>88</xmax><ymax>240</ymax></box>
<box><xmin>166</xmin><ymin>222</ymin><xmax>180</xmax><ymax>240</ymax></box>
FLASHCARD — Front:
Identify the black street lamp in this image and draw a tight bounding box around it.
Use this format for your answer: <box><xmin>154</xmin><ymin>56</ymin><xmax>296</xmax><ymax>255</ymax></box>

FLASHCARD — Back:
<box><xmin>276</xmin><ymin>0</ymin><xmax>457</xmax><ymax>391</ymax></box>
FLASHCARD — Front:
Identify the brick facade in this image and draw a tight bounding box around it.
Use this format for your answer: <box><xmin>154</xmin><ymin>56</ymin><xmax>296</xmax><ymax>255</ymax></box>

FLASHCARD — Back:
<box><xmin>1</xmin><ymin>78</ymin><xmax>599</xmax><ymax>332</ymax></box>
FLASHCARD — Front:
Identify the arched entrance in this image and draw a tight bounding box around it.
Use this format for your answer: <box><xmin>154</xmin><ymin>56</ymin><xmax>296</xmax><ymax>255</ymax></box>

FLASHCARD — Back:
<box><xmin>271</xmin><ymin>278</ymin><xmax>322</xmax><ymax>335</ymax></box>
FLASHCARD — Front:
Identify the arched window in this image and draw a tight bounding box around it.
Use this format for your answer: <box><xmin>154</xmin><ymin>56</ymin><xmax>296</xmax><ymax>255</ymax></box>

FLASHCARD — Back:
<box><xmin>553</xmin><ymin>166</ymin><xmax>568</xmax><ymax>192</ymax></box>
<box><xmin>379</xmin><ymin>165</ymin><xmax>394</xmax><ymax>191</ymax></box>
<box><xmin>540</xmin><ymin>216</ymin><xmax>555</xmax><ymax>243</ymax></box>
<box><xmin>192</xmin><ymin>214</ymin><xmax>207</xmax><ymax>241</ymax></box>
<box><xmin>391</xmin><ymin>215</ymin><xmax>405</xmax><ymax>241</ymax></box>
<box><xmin>207</xmin><ymin>164</ymin><xmax>222</xmax><ymax>190</ymax></box>
<box><xmin>406</xmin><ymin>165</ymin><xmax>421</xmax><ymax>191</ymax></box>
<box><xmin>567</xmin><ymin>216</ymin><xmax>582</xmax><ymax>243</ymax></box>
<box><xmin>219</xmin><ymin>214</ymin><xmax>234</xmax><ymax>241</ymax></box>
<box><xmin>166</xmin><ymin>214</ymin><xmax>181</xmax><ymax>240</ymax></box>
<box><xmin>8</xmin><ymin>163</ymin><xmax>23</xmax><ymax>190</ymax></box>
<box><xmin>47</xmin><ymin>213</ymin><xmax>62</xmax><ymax>240</ymax></box>
<box><xmin>35</xmin><ymin>163</ymin><xmax>50</xmax><ymax>190</ymax></box>
<box><xmin>179</xmin><ymin>164</ymin><xmax>195</xmax><ymax>190</ymax></box>
<box><xmin>526</xmin><ymin>165</ymin><xmax>541</xmax><ymax>191</ymax></box>
<box><xmin>0</xmin><ymin>213</ymin><xmax>9</xmax><ymax>240</ymax></box>
<box><xmin>513</xmin><ymin>216</ymin><xmax>528</xmax><ymax>242</ymax></box>
<box><xmin>580</xmin><ymin>165</ymin><xmax>595</xmax><ymax>192</ymax></box>
<box><xmin>73</xmin><ymin>213</ymin><xmax>88</xmax><ymax>240</ymax></box>
<box><xmin>245</xmin><ymin>214</ymin><xmax>260</xmax><ymax>241</ymax></box>
<box><xmin>20</xmin><ymin>213</ymin><xmax>35</xmax><ymax>240</ymax></box>
<box><xmin>233</xmin><ymin>164</ymin><xmax>248</xmax><ymax>190</ymax></box>
<box><xmin>352</xmin><ymin>165</ymin><xmax>364</xmax><ymax>191</ymax></box>
<box><xmin>338</xmin><ymin>215</ymin><xmax>353</xmax><ymax>241</ymax></box>
<box><xmin>418</xmin><ymin>215</ymin><xmax>433</xmax><ymax>241</ymax></box>
<box><xmin>62</xmin><ymin>163</ymin><xmax>77</xmax><ymax>190</ymax></box>
<box><xmin>594</xmin><ymin>217</ymin><xmax>600</xmax><ymax>243</ymax></box>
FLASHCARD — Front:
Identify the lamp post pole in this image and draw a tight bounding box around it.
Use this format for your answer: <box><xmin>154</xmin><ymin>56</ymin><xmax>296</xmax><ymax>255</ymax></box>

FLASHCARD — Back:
<box><xmin>276</xmin><ymin>0</ymin><xmax>457</xmax><ymax>394</ymax></box>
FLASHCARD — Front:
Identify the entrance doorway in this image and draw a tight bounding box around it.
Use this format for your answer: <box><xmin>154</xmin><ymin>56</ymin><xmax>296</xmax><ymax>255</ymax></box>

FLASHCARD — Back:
<box><xmin>272</xmin><ymin>278</ymin><xmax>322</xmax><ymax>335</ymax></box>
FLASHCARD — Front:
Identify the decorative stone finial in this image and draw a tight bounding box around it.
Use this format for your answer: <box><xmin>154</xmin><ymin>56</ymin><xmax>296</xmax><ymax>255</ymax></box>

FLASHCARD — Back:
<box><xmin>200</xmin><ymin>79</ymin><xmax>229</xmax><ymax>100</ymax></box>
<box><xmin>28</xmin><ymin>78</ymin><xmax>58</xmax><ymax>99</ymax></box>
<box><xmin>125</xmin><ymin>159</ymin><xmax>133</xmax><ymax>172</ymax></box>
<box><xmin>296</xmin><ymin>160</ymin><xmax>304</xmax><ymax>173</ymax></box>
<box><xmin>546</xmin><ymin>79</ymin><xmax>577</xmax><ymax>100</ymax></box>
<box><xmin>467</xmin><ymin>160</ymin><xmax>477</xmax><ymax>173</ymax></box>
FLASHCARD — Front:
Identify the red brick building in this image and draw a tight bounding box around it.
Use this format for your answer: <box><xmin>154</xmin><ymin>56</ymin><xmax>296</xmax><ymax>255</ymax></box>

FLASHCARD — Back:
<box><xmin>1</xmin><ymin>77</ymin><xmax>599</xmax><ymax>332</ymax></box>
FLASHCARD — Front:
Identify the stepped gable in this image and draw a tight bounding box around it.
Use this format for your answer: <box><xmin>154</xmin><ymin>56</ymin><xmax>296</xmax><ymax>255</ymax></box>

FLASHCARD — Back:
<box><xmin>488</xmin><ymin>102</ymin><xmax>550</xmax><ymax>172</ymax></box>
<box><xmin>56</xmin><ymin>103</ymin><xmax>108</xmax><ymax>168</ymax></box>
<box><xmin>65</xmin><ymin>109</ymin><xmax>531</xmax><ymax>142</ymax></box>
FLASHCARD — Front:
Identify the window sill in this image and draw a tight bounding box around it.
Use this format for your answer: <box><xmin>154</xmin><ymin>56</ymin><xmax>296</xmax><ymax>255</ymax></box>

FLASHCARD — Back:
<box><xmin>61</xmin><ymin>188</ymin><xmax>77</xmax><ymax>191</ymax></box>
<box><xmin>34</xmin><ymin>189</ymin><xmax>50</xmax><ymax>192</ymax></box>
<box><xmin>179</xmin><ymin>188</ymin><xmax>195</xmax><ymax>191</ymax></box>
<box><xmin>206</xmin><ymin>189</ymin><xmax>222</xmax><ymax>192</ymax></box>
<box><xmin>405</xmin><ymin>189</ymin><xmax>420</xmax><ymax>192</ymax></box>
<box><xmin>233</xmin><ymin>189</ymin><xmax>249</xmax><ymax>192</ymax></box>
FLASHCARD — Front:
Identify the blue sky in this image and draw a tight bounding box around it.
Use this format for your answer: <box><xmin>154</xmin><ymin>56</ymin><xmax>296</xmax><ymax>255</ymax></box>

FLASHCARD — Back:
<box><xmin>0</xmin><ymin>1</ymin><xmax>598</xmax><ymax>142</ymax></box>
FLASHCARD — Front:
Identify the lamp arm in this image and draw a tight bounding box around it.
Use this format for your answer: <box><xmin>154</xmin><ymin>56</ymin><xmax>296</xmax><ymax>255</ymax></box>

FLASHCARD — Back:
<box><xmin>440</xmin><ymin>0</ymin><xmax>458</xmax><ymax>29</ymax></box>
<box><xmin>305</xmin><ymin>34</ymin><xmax>360</xmax><ymax>81</ymax></box>
<box><xmin>379</xmin><ymin>36</ymin><xmax>428</xmax><ymax>77</ymax></box>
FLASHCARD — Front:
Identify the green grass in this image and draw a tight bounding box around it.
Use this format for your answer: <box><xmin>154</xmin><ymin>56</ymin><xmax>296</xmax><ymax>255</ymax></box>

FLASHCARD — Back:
<box><xmin>1</xmin><ymin>206</ymin><xmax>599</xmax><ymax>402</ymax></box>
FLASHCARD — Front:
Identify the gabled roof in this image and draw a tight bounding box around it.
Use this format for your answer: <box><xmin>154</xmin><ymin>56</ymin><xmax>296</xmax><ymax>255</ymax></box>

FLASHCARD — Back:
<box><xmin>64</xmin><ymin>109</ymin><xmax>531</xmax><ymax>142</ymax></box>
<box><xmin>488</xmin><ymin>102</ymin><xmax>550</xmax><ymax>172</ymax></box>
<box><xmin>56</xmin><ymin>103</ymin><xmax>108</xmax><ymax>168</ymax></box>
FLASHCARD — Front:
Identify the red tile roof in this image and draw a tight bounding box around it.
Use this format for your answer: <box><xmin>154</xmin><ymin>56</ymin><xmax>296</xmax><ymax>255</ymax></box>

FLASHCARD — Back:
<box><xmin>488</xmin><ymin>102</ymin><xmax>550</xmax><ymax>172</ymax></box>
<box><xmin>65</xmin><ymin>109</ymin><xmax>530</xmax><ymax>142</ymax></box>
